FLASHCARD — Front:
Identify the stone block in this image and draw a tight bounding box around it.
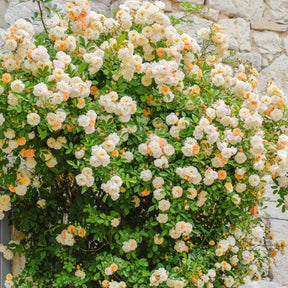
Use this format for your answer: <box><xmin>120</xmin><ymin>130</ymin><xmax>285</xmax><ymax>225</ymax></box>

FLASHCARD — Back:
<box><xmin>258</xmin><ymin>55</ymin><xmax>288</xmax><ymax>98</ymax></box>
<box><xmin>227</xmin><ymin>52</ymin><xmax>262</xmax><ymax>71</ymax></box>
<box><xmin>218</xmin><ymin>18</ymin><xmax>251</xmax><ymax>52</ymax></box>
<box><xmin>206</xmin><ymin>0</ymin><xmax>264</xmax><ymax>20</ymax></box>
<box><xmin>91</xmin><ymin>0</ymin><xmax>112</xmax><ymax>15</ymax></box>
<box><xmin>175</xmin><ymin>13</ymin><xmax>212</xmax><ymax>39</ymax></box>
<box><xmin>284</xmin><ymin>36</ymin><xmax>288</xmax><ymax>55</ymax></box>
<box><xmin>161</xmin><ymin>0</ymin><xmax>173</xmax><ymax>12</ymax></box>
<box><xmin>251</xmin><ymin>19</ymin><xmax>288</xmax><ymax>32</ymax></box>
<box><xmin>0</xmin><ymin>28</ymin><xmax>6</xmax><ymax>49</ymax></box>
<box><xmin>261</xmin><ymin>57</ymin><xmax>270</xmax><ymax>68</ymax></box>
<box><xmin>240</xmin><ymin>280</ymin><xmax>286</xmax><ymax>288</ymax></box>
<box><xmin>186</xmin><ymin>0</ymin><xmax>205</xmax><ymax>4</ymax></box>
<box><xmin>203</xmin><ymin>7</ymin><xmax>219</xmax><ymax>22</ymax></box>
<box><xmin>264</xmin><ymin>0</ymin><xmax>288</xmax><ymax>23</ymax></box>
<box><xmin>6</xmin><ymin>0</ymin><xmax>39</xmax><ymax>30</ymax></box>
<box><xmin>252</xmin><ymin>31</ymin><xmax>282</xmax><ymax>55</ymax></box>
<box><xmin>0</xmin><ymin>0</ymin><xmax>8</xmax><ymax>29</ymax></box>
<box><xmin>268</xmin><ymin>219</ymin><xmax>288</xmax><ymax>287</ymax></box>
<box><xmin>261</xmin><ymin>186</ymin><xmax>288</xmax><ymax>287</ymax></box>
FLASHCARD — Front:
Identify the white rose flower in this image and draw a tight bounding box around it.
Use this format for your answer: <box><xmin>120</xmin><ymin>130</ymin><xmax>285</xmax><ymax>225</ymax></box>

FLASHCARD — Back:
<box><xmin>33</xmin><ymin>82</ymin><xmax>49</xmax><ymax>97</ymax></box>
<box><xmin>27</xmin><ymin>113</ymin><xmax>41</xmax><ymax>126</ymax></box>
<box><xmin>7</xmin><ymin>94</ymin><xmax>18</xmax><ymax>106</ymax></box>
<box><xmin>76</xmin><ymin>174</ymin><xmax>87</xmax><ymax>186</ymax></box>
<box><xmin>78</xmin><ymin>115</ymin><xmax>90</xmax><ymax>127</ymax></box>
<box><xmin>75</xmin><ymin>269</ymin><xmax>86</xmax><ymax>280</ymax></box>
<box><xmin>4</xmin><ymin>279</ymin><xmax>14</xmax><ymax>288</ymax></box>
<box><xmin>140</xmin><ymin>169</ymin><xmax>152</xmax><ymax>181</ymax></box>
<box><xmin>224</xmin><ymin>276</ymin><xmax>234</xmax><ymax>288</ymax></box>
<box><xmin>3</xmin><ymin>249</ymin><xmax>13</xmax><ymax>260</ymax></box>
<box><xmin>105</xmin><ymin>267</ymin><xmax>113</xmax><ymax>275</ymax></box>
<box><xmin>169</xmin><ymin>229</ymin><xmax>181</xmax><ymax>239</ymax></box>
<box><xmin>15</xmin><ymin>184</ymin><xmax>27</xmax><ymax>196</ymax></box>
<box><xmin>169</xmin><ymin>126</ymin><xmax>180</xmax><ymax>138</ymax></box>
<box><xmin>198</xmin><ymin>27</ymin><xmax>210</xmax><ymax>40</ymax></box>
<box><xmin>166</xmin><ymin>113</ymin><xmax>178</xmax><ymax>125</ymax></box>
<box><xmin>234</xmin><ymin>152</ymin><xmax>247</xmax><ymax>164</ymax></box>
<box><xmin>206</xmin><ymin>107</ymin><xmax>216</xmax><ymax>119</ymax></box>
<box><xmin>199</xmin><ymin>118</ymin><xmax>210</xmax><ymax>128</ymax></box>
<box><xmin>153</xmin><ymin>189</ymin><xmax>166</xmax><ymax>200</ymax></box>
<box><xmin>0</xmin><ymin>113</ymin><xmax>5</xmax><ymax>126</ymax></box>
<box><xmin>235</xmin><ymin>183</ymin><xmax>246</xmax><ymax>193</ymax></box>
<box><xmin>156</xmin><ymin>213</ymin><xmax>168</xmax><ymax>223</ymax></box>
<box><xmin>174</xmin><ymin>240</ymin><xmax>186</xmax><ymax>252</ymax></box>
<box><xmin>11</xmin><ymin>79</ymin><xmax>25</xmax><ymax>93</ymax></box>
<box><xmin>239</xmin><ymin>108</ymin><xmax>250</xmax><ymax>118</ymax></box>
<box><xmin>172</xmin><ymin>186</ymin><xmax>183</xmax><ymax>198</ymax></box>
<box><xmin>122</xmin><ymin>151</ymin><xmax>133</xmax><ymax>163</ymax></box>
<box><xmin>37</xmin><ymin>199</ymin><xmax>46</xmax><ymax>208</ymax></box>
<box><xmin>75</xmin><ymin>149</ymin><xmax>85</xmax><ymax>159</ymax></box>
<box><xmin>154</xmin><ymin>234</ymin><xmax>164</xmax><ymax>245</ymax></box>
<box><xmin>138</xmin><ymin>143</ymin><xmax>148</xmax><ymax>155</ymax></box>
<box><xmin>230</xmin><ymin>255</ymin><xmax>239</xmax><ymax>266</ymax></box>
<box><xmin>158</xmin><ymin>199</ymin><xmax>171</xmax><ymax>211</ymax></box>
<box><xmin>248</xmin><ymin>174</ymin><xmax>260</xmax><ymax>187</ymax></box>
<box><xmin>252</xmin><ymin>225</ymin><xmax>264</xmax><ymax>241</ymax></box>
<box><xmin>232</xmin><ymin>194</ymin><xmax>241</xmax><ymax>206</ymax></box>
<box><xmin>101</xmin><ymin>140</ymin><xmax>116</xmax><ymax>152</ymax></box>
<box><xmin>163</xmin><ymin>144</ymin><xmax>175</xmax><ymax>156</ymax></box>
<box><xmin>270</xmin><ymin>109</ymin><xmax>283</xmax><ymax>121</ymax></box>
<box><xmin>111</xmin><ymin>218</ymin><xmax>120</xmax><ymax>227</ymax></box>
<box><xmin>152</xmin><ymin>177</ymin><xmax>164</xmax><ymax>188</ymax></box>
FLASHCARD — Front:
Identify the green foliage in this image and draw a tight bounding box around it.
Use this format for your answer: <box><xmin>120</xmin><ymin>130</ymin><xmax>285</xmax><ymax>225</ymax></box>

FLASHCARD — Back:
<box><xmin>0</xmin><ymin>0</ymin><xmax>287</xmax><ymax>287</ymax></box>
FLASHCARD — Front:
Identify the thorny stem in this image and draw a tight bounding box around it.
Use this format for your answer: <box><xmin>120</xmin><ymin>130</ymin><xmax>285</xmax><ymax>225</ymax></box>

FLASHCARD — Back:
<box><xmin>200</xmin><ymin>217</ymin><xmax>217</xmax><ymax>247</ymax></box>
<box><xmin>36</xmin><ymin>0</ymin><xmax>48</xmax><ymax>34</ymax></box>
<box><xmin>79</xmin><ymin>243</ymin><xmax>108</xmax><ymax>253</ymax></box>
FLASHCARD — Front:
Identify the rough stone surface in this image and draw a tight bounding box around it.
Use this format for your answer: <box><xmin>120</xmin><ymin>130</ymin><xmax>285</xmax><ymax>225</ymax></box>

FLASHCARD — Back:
<box><xmin>219</xmin><ymin>18</ymin><xmax>251</xmax><ymax>51</ymax></box>
<box><xmin>227</xmin><ymin>52</ymin><xmax>262</xmax><ymax>71</ymax></box>
<box><xmin>203</xmin><ymin>7</ymin><xmax>219</xmax><ymax>22</ymax></box>
<box><xmin>258</xmin><ymin>55</ymin><xmax>288</xmax><ymax>97</ymax></box>
<box><xmin>90</xmin><ymin>0</ymin><xmax>113</xmax><ymax>15</ymax></box>
<box><xmin>186</xmin><ymin>0</ymin><xmax>204</xmax><ymax>4</ymax></box>
<box><xmin>264</xmin><ymin>0</ymin><xmax>288</xmax><ymax>23</ymax></box>
<box><xmin>261</xmin><ymin>57</ymin><xmax>270</xmax><ymax>68</ymax></box>
<box><xmin>253</xmin><ymin>31</ymin><xmax>282</xmax><ymax>55</ymax></box>
<box><xmin>175</xmin><ymin>14</ymin><xmax>212</xmax><ymax>39</ymax></box>
<box><xmin>0</xmin><ymin>29</ymin><xmax>6</xmax><ymax>48</ymax></box>
<box><xmin>0</xmin><ymin>0</ymin><xmax>9</xmax><ymax>29</ymax></box>
<box><xmin>260</xmin><ymin>186</ymin><xmax>288</xmax><ymax>287</ymax></box>
<box><xmin>206</xmin><ymin>0</ymin><xmax>264</xmax><ymax>20</ymax></box>
<box><xmin>284</xmin><ymin>36</ymin><xmax>288</xmax><ymax>55</ymax></box>
<box><xmin>11</xmin><ymin>226</ymin><xmax>26</xmax><ymax>277</ymax></box>
<box><xmin>269</xmin><ymin>219</ymin><xmax>288</xmax><ymax>286</ymax></box>
<box><xmin>5</xmin><ymin>0</ymin><xmax>38</xmax><ymax>28</ymax></box>
<box><xmin>240</xmin><ymin>280</ymin><xmax>286</xmax><ymax>288</ymax></box>
<box><xmin>251</xmin><ymin>19</ymin><xmax>288</xmax><ymax>32</ymax></box>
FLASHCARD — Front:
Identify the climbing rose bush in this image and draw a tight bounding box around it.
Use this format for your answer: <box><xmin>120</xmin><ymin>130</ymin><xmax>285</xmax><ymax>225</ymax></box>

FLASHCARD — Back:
<box><xmin>0</xmin><ymin>0</ymin><xmax>288</xmax><ymax>287</ymax></box>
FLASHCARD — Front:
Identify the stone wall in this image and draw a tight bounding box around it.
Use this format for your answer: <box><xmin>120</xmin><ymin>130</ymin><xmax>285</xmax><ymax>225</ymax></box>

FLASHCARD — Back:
<box><xmin>0</xmin><ymin>0</ymin><xmax>288</xmax><ymax>287</ymax></box>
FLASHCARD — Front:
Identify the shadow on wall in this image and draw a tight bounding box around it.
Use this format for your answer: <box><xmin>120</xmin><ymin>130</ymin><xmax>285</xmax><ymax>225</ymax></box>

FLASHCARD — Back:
<box><xmin>0</xmin><ymin>214</ymin><xmax>11</xmax><ymax>287</ymax></box>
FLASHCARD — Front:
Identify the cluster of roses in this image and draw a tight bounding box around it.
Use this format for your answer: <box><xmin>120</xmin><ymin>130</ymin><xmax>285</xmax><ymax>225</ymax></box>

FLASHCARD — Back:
<box><xmin>0</xmin><ymin>0</ymin><xmax>287</xmax><ymax>287</ymax></box>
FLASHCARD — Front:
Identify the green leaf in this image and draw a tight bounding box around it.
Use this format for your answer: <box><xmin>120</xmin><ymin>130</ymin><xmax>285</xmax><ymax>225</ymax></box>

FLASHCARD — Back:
<box><xmin>78</xmin><ymin>62</ymin><xmax>88</xmax><ymax>74</ymax></box>
<box><xmin>117</xmin><ymin>32</ymin><xmax>127</xmax><ymax>46</ymax></box>
<box><xmin>66</xmin><ymin>160</ymin><xmax>78</xmax><ymax>169</ymax></box>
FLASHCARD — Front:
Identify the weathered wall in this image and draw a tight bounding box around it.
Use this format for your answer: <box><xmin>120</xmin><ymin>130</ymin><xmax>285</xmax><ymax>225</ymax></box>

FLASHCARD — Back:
<box><xmin>0</xmin><ymin>0</ymin><xmax>288</xmax><ymax>287</ymax></box>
